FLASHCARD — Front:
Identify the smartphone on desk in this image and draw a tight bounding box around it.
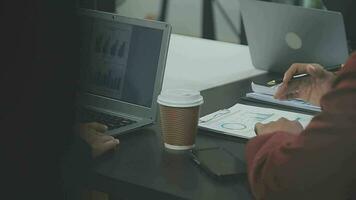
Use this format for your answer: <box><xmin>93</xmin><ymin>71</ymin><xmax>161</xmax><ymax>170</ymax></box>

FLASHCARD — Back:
<box><xmin>190</xmin><ymin>147</ymin><xmax>246</xmax><ymax>180</ymax></box>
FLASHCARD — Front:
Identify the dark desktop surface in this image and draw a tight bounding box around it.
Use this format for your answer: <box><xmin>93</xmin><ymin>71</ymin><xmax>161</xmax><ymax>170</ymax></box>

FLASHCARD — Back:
<box><xmin>89</xmin><ymin>126</ymin><xmax>251</xmax><ymax>200</ymax></box>
<box><xmin>69</xmin><ymin>73</ymin><xmax>300</xmax><ymax>200</ymax></box>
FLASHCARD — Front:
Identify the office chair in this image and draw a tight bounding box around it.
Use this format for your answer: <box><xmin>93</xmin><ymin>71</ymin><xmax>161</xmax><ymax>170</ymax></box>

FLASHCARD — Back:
<box><xmin>159</xmin><ymin>0</ymin><xmax>303</xmax><ymax>43</ymax></box>
<box><xmin>159</xmin><ymin>0</ymin><xmax>216</xmax><ymax>40</ymax></box>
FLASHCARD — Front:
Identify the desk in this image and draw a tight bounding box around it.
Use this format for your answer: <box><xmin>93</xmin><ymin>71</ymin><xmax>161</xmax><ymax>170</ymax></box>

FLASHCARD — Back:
<box><xmin>68</xmin><ymin>35</ymin><xmax>270</xmax><ymax>200</ymax></box>
<box><xmin>84</xmin><ymin>77</ymin><xmax>259</xmax><ymax>200</ymax></box>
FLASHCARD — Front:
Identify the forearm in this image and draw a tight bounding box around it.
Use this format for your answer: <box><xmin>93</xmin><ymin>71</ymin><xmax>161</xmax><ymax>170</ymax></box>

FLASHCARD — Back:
<box><xmin>247</xmin><ymin>113</ymin><xmax>356</xmax><ymax>199</ymax></box>
<box><xmin>246</xmin><ymin>132</ymin><xmax>300</xmax><ymax>199</ymax></box>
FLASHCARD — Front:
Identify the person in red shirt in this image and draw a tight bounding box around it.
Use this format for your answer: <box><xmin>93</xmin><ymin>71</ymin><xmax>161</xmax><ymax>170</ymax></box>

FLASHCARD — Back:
<box><xmin>247</xmin><ymin>52</ymin><xmax>356</xmax><ymax>200</ymax></box>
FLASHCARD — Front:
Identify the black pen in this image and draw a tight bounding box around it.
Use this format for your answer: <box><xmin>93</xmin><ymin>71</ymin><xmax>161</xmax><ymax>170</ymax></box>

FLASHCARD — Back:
<box><xmin>267</xmin><ymin>73</ymin><xmax>308</xmax><ymax>86</ymax></box>
<box><xmin>267</xmin><ymin>64</ymin><xmax>342</xmax><ymax>86</ymax></box>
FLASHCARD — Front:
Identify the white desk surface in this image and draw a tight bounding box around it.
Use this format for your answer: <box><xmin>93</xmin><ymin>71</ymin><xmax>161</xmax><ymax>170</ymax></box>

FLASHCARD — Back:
<box><xmin>162</xmin><ymin>34</ymin><xmax>266</xmax><ymax>91</ymax></box>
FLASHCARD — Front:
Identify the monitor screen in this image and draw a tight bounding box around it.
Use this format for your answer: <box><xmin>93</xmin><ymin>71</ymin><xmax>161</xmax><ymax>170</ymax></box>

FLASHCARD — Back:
<box><xmin>79</xmin><ymin>15</ymin><xmax>163</xmax><ymax>107</ymax></box>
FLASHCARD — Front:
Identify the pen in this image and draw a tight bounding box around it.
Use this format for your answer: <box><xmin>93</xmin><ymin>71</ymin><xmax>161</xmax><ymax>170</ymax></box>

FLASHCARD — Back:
<box><xmin>267</xmin><ymin>73</ymin><xmax>307</xmax><ymax>86</ymax></box>
<box><xmin>267</xmin><ymin>64</ymin><xmax>342</xmax><ymax>86</ymax></box>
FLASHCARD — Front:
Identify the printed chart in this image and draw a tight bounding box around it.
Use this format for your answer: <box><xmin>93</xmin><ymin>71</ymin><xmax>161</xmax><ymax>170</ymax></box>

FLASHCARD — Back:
<box><xmin>199</xmin><ymin>104</ymin><xmax>313</xmax><ymax>139</ymax></box>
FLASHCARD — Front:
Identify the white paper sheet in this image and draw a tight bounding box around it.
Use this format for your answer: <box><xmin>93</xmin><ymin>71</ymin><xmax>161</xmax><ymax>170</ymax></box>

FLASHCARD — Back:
<box><xmin>199</xmin><ymin>103</ymin><xmax>314</xmax><ymax>139</ymax></box>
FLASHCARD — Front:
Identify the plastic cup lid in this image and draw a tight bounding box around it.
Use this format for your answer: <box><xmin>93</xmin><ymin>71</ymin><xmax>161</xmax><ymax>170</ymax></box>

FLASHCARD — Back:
<box><xmin>157</xmin><ymin>89</ymin><xmax>204</xmax><ymax>108</ymax></box>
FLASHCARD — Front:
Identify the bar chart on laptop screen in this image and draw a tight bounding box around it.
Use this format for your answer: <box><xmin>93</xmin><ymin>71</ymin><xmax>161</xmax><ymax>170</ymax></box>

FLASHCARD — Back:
<box><xmin>84</xmin><ymin>21</ymin><xmax>132</xmax><ymax>98</ymax></box>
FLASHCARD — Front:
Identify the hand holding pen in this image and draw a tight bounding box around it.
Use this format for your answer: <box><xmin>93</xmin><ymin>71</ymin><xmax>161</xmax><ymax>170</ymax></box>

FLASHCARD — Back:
<box><xmin>268</xmin><ymin>64</ymin><xmax>341</xmax><ymax>86</ymax></box>
<box><xmin>273</xmin><ymin>63</ymin><xmax>340</xmax><ymax>106</ymax></box>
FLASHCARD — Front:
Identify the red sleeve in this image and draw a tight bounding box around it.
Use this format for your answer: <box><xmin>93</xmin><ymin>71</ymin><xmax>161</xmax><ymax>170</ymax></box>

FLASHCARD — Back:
<box><xmin>245</xmin><ymin>52</ymin><xmax>356</xmax><ymax>200</ymax></box>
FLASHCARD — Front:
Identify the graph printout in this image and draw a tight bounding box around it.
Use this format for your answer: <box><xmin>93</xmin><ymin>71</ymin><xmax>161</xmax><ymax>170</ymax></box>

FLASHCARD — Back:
<box><xmin>199</xmin><ymin>103</ymin><xmax>313</xmax><ymax>139</ymax></box>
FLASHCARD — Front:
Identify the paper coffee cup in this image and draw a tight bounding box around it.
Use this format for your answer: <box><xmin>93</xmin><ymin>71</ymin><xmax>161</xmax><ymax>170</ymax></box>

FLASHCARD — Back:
<box><xmin>157</xmin><ymin>89</ymin><xmax>204</xmax><ymax>150</ymax></box>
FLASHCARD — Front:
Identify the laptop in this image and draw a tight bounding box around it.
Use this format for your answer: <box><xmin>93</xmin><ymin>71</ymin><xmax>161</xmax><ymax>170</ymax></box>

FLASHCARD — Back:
<box><xmin>240</xmin><ymin>0</ymin><xmax>349</xmax><ymax>73</ymax></box>
<box><xmin>77</xmin><ymin>9</ymin><xmax>171</xmax><ymax>136</ymax></box>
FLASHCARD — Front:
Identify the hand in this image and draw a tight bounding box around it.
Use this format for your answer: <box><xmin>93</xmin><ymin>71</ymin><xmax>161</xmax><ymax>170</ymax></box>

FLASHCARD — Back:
<box><xmin>274</xmin><ymin>63</ymin><xmax>336</xmax><ymax>106</ymax></box>
<box><xmin>78</xmin><ymin>122</ymin><xmax>120</xmax><ymax>158</ymax></box>
<box><xmin>255</xmin><ymin>117</ymin><xmax>303</xmax><ymax>136</ymax></box>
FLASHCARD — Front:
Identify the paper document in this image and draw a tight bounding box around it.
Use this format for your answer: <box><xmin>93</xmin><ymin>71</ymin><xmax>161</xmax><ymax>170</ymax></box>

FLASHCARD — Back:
<box><xmin>199</xmin><ymin>103</ymin><xmax>314</xmax><ymax>139</ymax></box>
<box><xmin>248</xmin><ymin>82</ymin><xmax>321</xmax><ymax>112</ymax></box>
<box><xmin>251</xmin><ymin>82</ymin><xmax>280</xmax><ymax>95</ymax></box>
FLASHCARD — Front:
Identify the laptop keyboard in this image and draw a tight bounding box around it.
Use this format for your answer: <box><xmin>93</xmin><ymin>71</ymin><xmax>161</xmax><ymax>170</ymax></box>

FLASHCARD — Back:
<box><xmin>78</xmin><ymin>108</ymin><xmax>137</xmax><ymax>130</ymax></box>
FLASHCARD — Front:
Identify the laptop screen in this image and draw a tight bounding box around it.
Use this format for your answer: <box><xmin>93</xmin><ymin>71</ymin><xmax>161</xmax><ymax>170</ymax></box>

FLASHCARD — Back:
<box><xmin>79</xmin><ymin>14</ymin><xmax>163</xmax><ymax>108</ymax></box>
